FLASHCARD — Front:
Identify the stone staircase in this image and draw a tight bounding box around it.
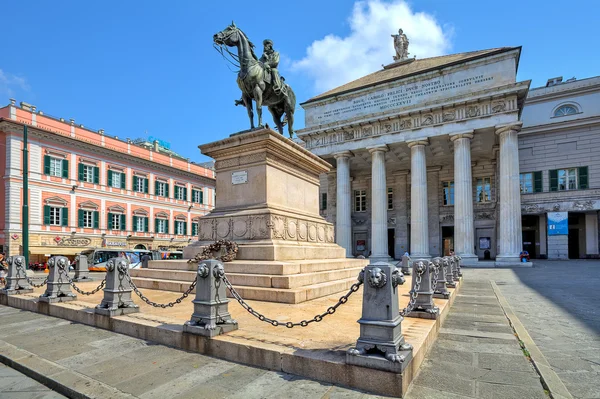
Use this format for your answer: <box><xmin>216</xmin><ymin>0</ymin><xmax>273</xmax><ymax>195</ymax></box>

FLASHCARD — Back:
<box><xmin>130</xmin><ymin>258</ymin><xmax>369</xmax><ymax>304</ymax></box>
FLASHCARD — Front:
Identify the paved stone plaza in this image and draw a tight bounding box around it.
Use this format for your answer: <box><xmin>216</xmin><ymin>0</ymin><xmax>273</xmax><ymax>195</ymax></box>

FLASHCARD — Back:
<box><xmin>0</xmin><ymin>363</ymin><xmax>66</xmax><ymax>398</ymax></box>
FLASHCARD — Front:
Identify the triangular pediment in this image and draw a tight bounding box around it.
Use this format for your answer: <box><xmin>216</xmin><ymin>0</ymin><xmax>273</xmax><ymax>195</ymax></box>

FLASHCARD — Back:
<box><xmin>45</xmin><ymin>196</ymin><xmax>68</xmax><ymax>207</ymax></box>
<box><xmin>79</xmin><ymin>201</ymin><xmax>99</xmax><ymax>210</ymax></box>
<box><xmin>107</xmin><ymin>205</ymin><xmax>126</xmax><ymax>213</ymax></box>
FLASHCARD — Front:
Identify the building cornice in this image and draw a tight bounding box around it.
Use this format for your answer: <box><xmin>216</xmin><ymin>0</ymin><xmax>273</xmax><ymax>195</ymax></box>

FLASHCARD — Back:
<box><xmin>520</xmin><ymin>115</ymin><xmax>600</xmax><ymax>136</ymax></box>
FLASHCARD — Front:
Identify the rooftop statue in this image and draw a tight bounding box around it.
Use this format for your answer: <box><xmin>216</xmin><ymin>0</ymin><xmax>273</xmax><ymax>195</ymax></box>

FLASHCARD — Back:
<box><xmin>392</xmin><ymin>29</ymin><xmax>409</xmax><ymax>61</ymax></box>
<box><xmin>213</xmin><ymin>22</ymin><xmax>296</xmax><ymax>138</ymax></box>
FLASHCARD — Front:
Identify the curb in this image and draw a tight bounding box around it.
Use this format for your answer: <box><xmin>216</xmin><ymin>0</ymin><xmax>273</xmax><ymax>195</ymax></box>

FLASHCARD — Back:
<box><xmin>0</xmin><ymin>340</ymin><xmax>135</xmax><ymax>399</ymax></box>
<box><xmin>490</xmin><ymin>281</ymin><xmax>573</xmax><ymax>399</ymax></box>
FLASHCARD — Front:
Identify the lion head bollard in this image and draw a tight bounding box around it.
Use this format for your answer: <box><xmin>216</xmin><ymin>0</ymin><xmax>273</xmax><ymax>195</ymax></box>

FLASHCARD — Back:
<box><xmin>184</xmin><ymin>259</ymin><xmax>238</xmax><ymax>337</ymax></box>
<box><xmin>347</xmin><ymin>262</ymin><xmax>413</xmax><ymax>372</ymax></box>
<box><xmin>0</xmin><ymin>256</ymin><xmax>33</xmax><ymax>295</ymax></box>
<box><xmin>39</xmin><ymin>256</ymin><xmax>76</xmax><ymax>303</ymax></box>
<box><xmin>454</xmin><ymin>255</ymin><xmax>463</xmax><ymax>277</ymax></box>
<box><xmin>403</xmin><ymin>259</ymin><xmax>439</xmax><ymax>319</ymax></box>
<box><xmin>449</xmin><ymin>256</ymin><xmax>460</xmax><ymax>282</ymax></box>
<box><xmin>73</xmin><ymin>254</ymin><xmax>91</xmax><ymax>282</ymax></box>
<box><xmin>431</xmin><ymin>257</ymin><xmax>450</xmax><ymax>299</ymax></box>
<box><xmin>400</xmin><ymin>254</ymin><xmax>411</xmax><ymax>276</ymax></box>
<box><xmin>95</xmin><ymin>257</ymin><xmax>139</xmax><ymax>317</ymax></box>
<box><xmin>444</xmin><ymin>257</ymin><xmax>456</xmax><ymax>288</ymax></box>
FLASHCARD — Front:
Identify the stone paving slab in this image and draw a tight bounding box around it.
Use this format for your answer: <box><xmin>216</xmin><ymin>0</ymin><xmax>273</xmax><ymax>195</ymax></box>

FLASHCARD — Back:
<box><xmin>0</xmin><ymin>362</ymin><xmax>66</xmax><ymax>398</ymax></box>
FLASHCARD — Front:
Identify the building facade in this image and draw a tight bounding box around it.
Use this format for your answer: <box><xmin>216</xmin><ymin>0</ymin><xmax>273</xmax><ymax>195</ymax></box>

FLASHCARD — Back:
<box><xmin>298</xmin><ymin>47</ymin><xmax>600</xmax><ymax>263</ymax></box>
<box><xmin>0</xmin><ymin>100</ymin><xmax>215</xmax><ymax>261</ymax></box>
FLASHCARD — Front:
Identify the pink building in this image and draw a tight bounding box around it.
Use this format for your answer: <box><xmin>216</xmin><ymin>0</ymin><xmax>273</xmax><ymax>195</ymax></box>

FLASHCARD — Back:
<box><xmin>0</xmin><ymin>99</ymin><xmax>215</xmax><ymax>262</ymax></box>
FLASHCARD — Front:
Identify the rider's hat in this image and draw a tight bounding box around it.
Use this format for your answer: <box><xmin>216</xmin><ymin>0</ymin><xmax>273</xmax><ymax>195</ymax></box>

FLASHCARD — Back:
<box><xmin>263</xmin><ymin>39</ymin><xmax>273</xmax><ymax>46</ymax></box>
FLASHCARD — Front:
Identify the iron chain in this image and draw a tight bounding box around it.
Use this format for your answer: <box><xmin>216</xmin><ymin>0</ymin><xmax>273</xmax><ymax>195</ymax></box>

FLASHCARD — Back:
<box><xmin>57</xmin><ymin>267</ymin><xmax>106</xmax><ymax>296</ymax></box>
<box><xmin>431</xmin><ymin>262</ymin><xmax>440</xmax><ymax>291</ymax></box>
<box><xmin>401</xmin><ymin>267</ymin><xmax>423</xmax><ymax>316</ymax></box>
<box><xmin>17</xmin><ymin>264</ymin><xmax>48</xmax><ymax>288</ymax></box>
<box><xmin>220</xmin><ymin>271</ymin><xmax>362</xmax><ymax>328</ymax></box>
<box><xmin>125</xmin><ymin>273</ymin><xmax>198</xmax><ymax>308</ymax></box>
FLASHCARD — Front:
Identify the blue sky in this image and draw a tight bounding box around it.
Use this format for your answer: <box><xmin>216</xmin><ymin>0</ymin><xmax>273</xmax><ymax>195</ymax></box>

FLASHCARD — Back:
<box><xmin>1</xmin><ymin>0</ymin><xmax>598</xmax><ymax>162</ymax></box>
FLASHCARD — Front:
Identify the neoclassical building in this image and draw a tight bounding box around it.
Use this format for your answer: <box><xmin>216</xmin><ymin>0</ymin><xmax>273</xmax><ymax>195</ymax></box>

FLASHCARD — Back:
<box><xmin>298</xmin><ymin>46</ymin><xmax>600</xmax><ymax>262</ymax></box>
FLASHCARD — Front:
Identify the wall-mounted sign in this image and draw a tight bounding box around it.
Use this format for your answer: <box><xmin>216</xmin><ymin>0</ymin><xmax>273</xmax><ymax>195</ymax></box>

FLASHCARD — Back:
<box><xmin>57</xmin><ymin>237</ymin><xmax>92</xmax><ymax>247</ymax></box>
<box><xmin>232</xmin><ymin>170</ymin><xmax>248</xmax><ymax>185</ymax></box>
<box><xmin>548</xmin><ymin>212</ymin><xmax>568</xmax><ymax>235</ymax></box>
<box><xmin>105</xmin><ymin>241</ymin><xmax>127</xmax><ymax>247</ymax></box>
<box><xmin>479</xmin><ymin>237</ymin><xmax>491</xmax><ymax>250</ymax></box>
<box><xmin>11</xmin><ymin>234</ymin><xmax>19</xmax><ymax>240</ymax></box>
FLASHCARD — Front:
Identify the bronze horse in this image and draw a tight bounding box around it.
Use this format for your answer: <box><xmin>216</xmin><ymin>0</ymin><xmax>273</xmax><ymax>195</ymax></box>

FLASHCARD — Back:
<box><xmin>213</xmin><ymin>23</ymin><xmax>296</xmax><ymax>138</ymax></box>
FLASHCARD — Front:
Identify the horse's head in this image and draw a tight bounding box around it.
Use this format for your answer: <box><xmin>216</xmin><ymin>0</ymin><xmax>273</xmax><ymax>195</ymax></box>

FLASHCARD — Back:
<box><xmin>213</xmin><ymin>22</ymin><xmax>241</xmax><ymax>47</ymax></box>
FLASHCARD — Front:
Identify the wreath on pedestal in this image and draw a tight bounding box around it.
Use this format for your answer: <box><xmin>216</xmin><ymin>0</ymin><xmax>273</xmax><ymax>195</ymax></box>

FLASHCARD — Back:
<box><xmin>187</xmin><ymin>240</ymin><xmax>239</xmax><ymax>263</ymax></box>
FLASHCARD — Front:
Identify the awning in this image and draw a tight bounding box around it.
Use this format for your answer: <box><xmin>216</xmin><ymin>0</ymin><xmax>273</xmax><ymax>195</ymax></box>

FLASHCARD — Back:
<box><xmin>28</xmin><ymin>246</ymin><xmax>92</xmax><ymax>256</ymax></box>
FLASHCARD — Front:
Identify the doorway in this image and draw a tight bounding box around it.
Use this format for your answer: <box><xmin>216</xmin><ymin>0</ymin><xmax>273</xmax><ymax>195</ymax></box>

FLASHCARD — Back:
<box><xmin>388</xmin><ymin>229</ymin><xmax>395</xmax><ymax>259</ymax></box>
<box><xmin>522</xmin><ymin>230</ymin><xmax>536</xmax><ymax>258</ymax></box>
<box><xmin>441</xmin><ymin>226</ymin><xmax>454</xmax><ymax>256</ymax></box>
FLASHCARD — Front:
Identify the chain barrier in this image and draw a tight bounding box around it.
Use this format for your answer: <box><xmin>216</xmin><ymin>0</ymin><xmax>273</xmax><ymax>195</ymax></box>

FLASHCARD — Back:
<box><xmin>220</xmin><ymin>271</ymin><xmax>363</xmax><ymax>328</ymax></box>
<box><xmin>431</xmin><ymin>261</ymin><xmax>440</xmax><ymax>290</ymax></box>
<box><xmin>16</xmin><ymin>264</ymin><xmax>47</xmax><ymax>288</ymax></box>
<box><xmin>400</xmin><ymin>266</ymin><xmax>423</xmax><ymax>316</ymax></box>
<box><xmin>125</xmin><ymin>273</ymin><xmax>198</xmax><ymax>308</ymax></box>
<box><xmin>56</xmin><ymin>266</ymin><xmax>106</xmax><ymax>296</ymax></box>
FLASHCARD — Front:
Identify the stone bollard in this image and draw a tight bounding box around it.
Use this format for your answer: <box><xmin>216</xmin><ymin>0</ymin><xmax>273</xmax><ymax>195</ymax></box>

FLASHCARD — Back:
<box><xmin>73</xmin><ymin>254</ymin><xmax>91</xmax><ymax>282</ymax></box>
<box><xmin>431</xmin><ymin>257</ymin><xmax>450</xmax><ymax>299</ymax></box>
<box><xmin>454</xmin><ymin>255</ymin><xmax>463</xmax><ymax>277</ymax></box>
<box><xmin>404</xmin><ymin>259</ymin><xmax>439</xmax><ymax>319</ymax></box>
<box><xmin>95</xmin><ymin>257</ymin><xmax>139</xmax><ymax>316</ymax></box>
<box><xmin>401</xmin><ymin>254</ymin><xmax>412</xmax><ymax>275</ymax></box>
<box><xmin>0</xmin><ymin>256</ymin><xmax>33</xmax><ymax>295</ymax></box>
<box><xmin>347</xmin><ymin>262</ymin><xmax>412</xmax><ymax>372</ymax></box>
<box><xmin>450</xmin><ymin>257</ymin><xmax>460</xmax><ymax>282</ymax></box>
<box><xmin>184</xmin><ymin>259</ymin><xmax>238</xmax><ymax>337</ymax></box>
<box><xmin>444</xmin><ymin>257</ymin><xmax>456</xmax><ymax>288</ymax></box>
<box><xmin>39</xmin><ymin>256</ymin><xmax>76</xmax><ymax>303</ymax></box>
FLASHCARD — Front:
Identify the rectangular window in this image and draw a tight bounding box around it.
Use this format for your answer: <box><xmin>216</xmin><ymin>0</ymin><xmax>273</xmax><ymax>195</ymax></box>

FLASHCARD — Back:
<box><xmin>387</xmin><ymin>188</ymin><xmax>393</xmax><ymax>210</ymax></box>
<box><xmin>354</xmin><ymin>190</ymin><xmax>366</xmax><ymax>212</ymax></box>
<box><xmin>111</xmin><ymin>214</ymin><xmax>121</xmax><ymax>230</ymax></box>
<box><xmin>49</xmin><ymin>207</ymin><xmax>61</xmax><ymax>226</ymax></box>
<box><xmin>192</xmin><ymin>189</ymin><xmax>203</xmax><ymax>204</ymax></box>
<box><xmin>156</xmin><ymin>182</ymin><xmax>166</xmax><ymax>197</ymax></box>
<box><xmin>475</xmin><ymin>177</ymin><xmax>492</xmax><ymax>202</ymax></box>
<box><xmin>156</xmin><ymin>219</ymin><xmax>167</xmax><ymax>234</ymax></box>
<box><xmin>135</xmin><ymin>176</ymin><xmax>146</xmax><ymax>193</ymax></box>
<box><xmin>175</xmin><ymin>221</ymin><xmax>186</xmax><ymax>235</ymax></box>
<box><xmin>520</xmin><ymin>173</ymin><xmax>533</xmax><ymax>194</ymax></box>
<box><xmin>49</xmin><ymin>158</ymin><xmax>63</xmax><ymax>177</ymax></box>
<box><xmin>135</xmin><ymin>217</ymin><xmax>145</xmax><ymax>232</ymax></box>
<box><xmin>443</xmin><ymin>181</ymin><xmax>455</xmax><ymax>205</ymax></box>
<box><xmin>320</xmin><ymin>193</ymin><xmax>327</xmax><ymax>211</ymax></box>
<box><xmin>83</xmin><ymin>165</ymin><xmax>94</xmax><ymax>183</ymax></box>
<box><xmin>83</xmin><ymin>210</ymin><xmax>93</xmax><ymax>228</ymax></box>
<box><xmin>175</xmin><ymin>186</ymin><xmax>186</xmax><ymax>200</ymax></box>
<box><xmin>192</xmin><ymin>222</ymin><xmax>199</xmax><ymax>236</ymax></box>
<box><xmin>558</xmin><ymin>168</ymin><xmax>578</xmax><ymax>191</ymax></box>
<box><xmin>111</xmin><ymin>172</ymin><xmax>122</xmax><ymax>188</ymax></box>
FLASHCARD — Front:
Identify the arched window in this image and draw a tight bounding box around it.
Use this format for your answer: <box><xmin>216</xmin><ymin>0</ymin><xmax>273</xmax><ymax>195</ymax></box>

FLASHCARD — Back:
<box><xmin>554</xmin><ymin>104</ymin><xmax>578</xmax><ymax>117</ymax></box>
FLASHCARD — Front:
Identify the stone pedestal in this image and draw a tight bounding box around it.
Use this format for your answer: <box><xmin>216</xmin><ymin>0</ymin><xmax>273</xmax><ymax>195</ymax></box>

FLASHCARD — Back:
<box><xmin>405</xmin><ymin>259</ymin><xmax>439</xmax><ymax>319</ymax></box>
<box><xmin>444</xmin><ymin>257</ymin><xmax>456</xmax><ymax>288</ymax></box>
<box><xmin>0</xmin><ymin>256</ymin><xmax>33</xmax><ymax>295</ymax></box>
<box><xmin>400</xmin><ymin>255</ymin><xmax>411</xmax><ymax>275</ymax></box>
<box><xmin>95</xmin><ymin>257</ymin><xmax>139</xmax><ymax>317</ymax></box>
<box><xmin>184</xmin><ymin>129</ymin><xmax>346</xmax><ymax>261</ymax></box>
<box><xmin>347</xmin><ymin>262</ymin><xmax>412</xmax><ymax>372</ymax></box>
<box><xmin>184</xmin><ymin>260</ymin><xmax>238</xmax><ymax>337</ymax></box>
<box><xmin>431</xmin><ymin>257</ymin><xmax>450</xmax><ymax>299</ymax></box>
<box><xmin>39</xmin><ymin>256</ymin><xmax>76</xmax><ymax>303</ymax></box>
<box><xmin>73</xmin><ymin>254</ymin><xmax>91</xmax><ymax>282</ymax></box>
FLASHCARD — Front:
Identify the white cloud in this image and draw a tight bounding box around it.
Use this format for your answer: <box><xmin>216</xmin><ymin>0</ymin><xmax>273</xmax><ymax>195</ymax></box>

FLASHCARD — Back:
<box><xmin>292</xmin><ymin>0</ymin><xmax>452</xmax><ymax>93</ymax></box>
<box><xmin>0</xmin><ymin>69</ymin><xmax>30</xmax><ymax>98</ymax></box>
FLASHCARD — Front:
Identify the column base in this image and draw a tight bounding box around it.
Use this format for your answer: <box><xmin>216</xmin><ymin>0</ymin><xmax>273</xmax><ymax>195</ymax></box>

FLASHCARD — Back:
<box><xmin>457</xmin><ymin>254</ymin><xmax>479</xmax><ymax>267</ymax></box>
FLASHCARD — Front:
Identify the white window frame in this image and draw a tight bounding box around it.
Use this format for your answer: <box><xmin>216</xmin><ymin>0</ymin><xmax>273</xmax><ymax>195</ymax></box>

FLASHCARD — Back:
<box><xmin>520</xmin><ymin>173</ymin><xmax>533</xmax><ymax>194</ymax></box>
<box><xmin>175</xmin><ymin>186</ymin><xmax>185</xmax><ymax>200</ymax></box>
<box><xmin>156</xmin><ymin>219</ymin><xmax>167</xmax><ymax>234</ymax></box>
<box><xmin>111</xmin><ymin>213</ymin><xmax>121</xmax><ymax>230</ymax></box>
<box><xmin>135</xmin><ymin>217</ymin><xmax>145</xmax><ymax>232</ymax></box>
<box><xmin>558</xmin><ymin>168</ymin><xmax>578</xmax><ymax>191</ymax></box>
<box><xmin>83</xmin><ymin>165</ymin><xmax>94</xmax><ymax>183</ymax></box>
<box><xmin>111</xmin><ymin>172</ymin><xmax>122</xmax><ymax>188</ymax></box>
<box><xmin>175</xmin><ymin>221</ymin><xmax>185</xmax><ymax>235</ymax></box>
<box><xmin>83</xmin><ymin>210</ymin><xmax>93</xmax><ymax>228</ymax></box>
<box><xmin>554</xmin><ymin>105</ymin><xmax>578</xmax><ymax>117</ymax></box>
<box><xmin>193</xmin><ymin>189</ymin><xmax>202</xmax><ymax>204</ymax></box>
<box><xmin>49</xmin><ymin>158</ymin><xmax>62</xmax><ymax>177</ymax></box>
<box><xmin>49</xmin><ymin>207</ymin><xmax>61</xmax><ymax>226</ymax></box>
<box><xmin>475</xmin><ymin>177</ymin><xmax>492</xmax><ymax>203</ymax></box>
<box><xmin>156</xmin><ymin>182</ymin><xmax>166</xmax><ymax>197</ymax></box>
<box><xmin>354</xmin><ymin>190</ymin><xmax>366</xmax><ymax>212</ymax></box>
<box><xmin>443</xmin><ymin>181</ymin><xmax>455</xmax><ymax>206</ymax></box>
<box><xmin>135</xmin><ymin>177</ymin><xmax>146</xmax><ymax>193</ymax></box>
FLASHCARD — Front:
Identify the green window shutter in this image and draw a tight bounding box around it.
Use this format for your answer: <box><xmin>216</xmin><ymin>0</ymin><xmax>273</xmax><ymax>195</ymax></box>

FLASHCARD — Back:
<box><xmin>155</xmin><ymin>218</ymin><xmax>159</xmax><ymax>233</ymax></box>
<box><xmin>144</xmin><ymin>178</ymin><xmax>149</xmax><ymax>194</ymax></box>
<box><xmin>44</xmin><ymin>155</ymin><xmax>51</xmax><ymax>175</ymax></box>
<box><xmin>191</xmin><ymin>189</ymin><xmax>197</xmax><ymax>203</ymax></box>
<box><xmin>107</xmin><ymin>212</ymin><xmax>112</xmax><ymax>230</ymax></box>
<box><xmin>144</xmin><ymin>217</ymin><xmax>149</xmax><ymax>232</ymax></box>
<box><xmin>184</xmin><ymin>188</ymin><xmax>188</xmax><ymax>201</ymax></box>
<box><xmin>108</xmin><ymin>170</ymin><xmax>113</xmax><ymax>186</ymax></box>
<box><xmin>93</xmin><ymin>166</ymin><xmax>100</xmax><ymax>184</ymax></box>
<box><xmin>61</xmin><ymin>208</ymin><xmax>69</xmax><ymax>226</ymax></box>
<box><xmin>533</xmin><ymin>171</ymin><xmax>543</xmax><ymax>193</ymax></box>
<box><xmin>549</xmin><ymin>169</ymin><xmax>558</xmax><ymax>191</ymax></box>
<box><xmin>93</xmin><ymin>211</ymin><xmax>99</xmax><ymax>229</ymax></box>
<box><xmin>155</xmin><ymin>181</ymin><xmax>159</xmax><ymax>196</ymax></box>
<box><xmin>133</xmin><ymin>216</ymin><xmax>137</xmax><ymax>231</ymax></box>
<box><xmin>44</xmin><ymin>205</ymin><xmax>50</xmax><ymax>225</ymax></box>
<box><xmin>119</xmin><ymin>173</ymin><xmax>125</xmax><ymax>189</ymax></box>
<box><xmin>120</xmin><ymin>214</ymin><xmax>126</xmax><ymax>231</ymax></box>
<box><xmin>62</xmin><ymin>159</ymin><xmax>69</xmax><ymax>178</ymax></box>
<box><xmin>200</xmin><ymin>190</ymin><xmax>204</xmax><ymax>204</ymax></box>
<box><xmin>578</xmin><ymin>167</ymin><xmax>589</xmax><ymax>189</ymax></box>
<box><xmin>165</xmin><ymin>184</ymin><xmax>169</xmax><ymax>198</ymax></box>
<box><xmin>78</xmin><ymin>163</ymin><xmax>84</xmax><ymax>181</ymax></box>
<box><xmin>133</xmin><ymin>176</ymin><xmax>139</xmax><ymax>191</ymax></box>
<box><xmin>184</xmin><ymin>222</ymin><xmax>188</xmax><ymax>235</ymax></box>
<box><xmin>166</xmin><ymin>220</ymin><xmax>169</xmax><ymax>234</ymax></box>
<box><xmin>78</xmin><ymin>209</ymin><xmax>84</xmax><ymax>227</ymax></box>
<box><xmin>174</xmin><ymin>186</ymin><xmax>179</xmax><ymax>199</ymax></box>
<box><xmin>192</xmin><ymin>223</ymin><xmax>198</xmax><ymax>236</ymax></box>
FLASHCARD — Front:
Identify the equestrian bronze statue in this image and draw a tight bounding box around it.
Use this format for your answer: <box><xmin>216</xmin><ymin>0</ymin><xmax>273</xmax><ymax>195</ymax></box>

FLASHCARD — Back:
<box><xmin>213</xmin><ymin>22</ymin><xmax>296</xmax><ymax>138</ymax></box>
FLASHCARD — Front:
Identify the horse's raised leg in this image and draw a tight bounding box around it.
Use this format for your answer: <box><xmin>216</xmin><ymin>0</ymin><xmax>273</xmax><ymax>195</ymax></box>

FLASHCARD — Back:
<box><xmin>268</xmin><ymin>107</ymin><xmax>284</xmax><ymax>134</ymax></box>
<box><xmin>253</xmin><ymin>87</ymin><xmax>264</xmax><ymax>128</ymax></box>
<box><xmin>285</xmin><ymin>108</ymin><xmax>295</xmax><ymax>138</ymax></box>
<box><xmin>243</xmin><ymin>94</ymin><xmax>254</xmax><ymax>129</ymax></box>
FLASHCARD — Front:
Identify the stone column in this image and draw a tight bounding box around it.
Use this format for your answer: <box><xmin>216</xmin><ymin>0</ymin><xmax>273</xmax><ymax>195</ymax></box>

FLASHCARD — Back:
<box><xmin>334</xmin><ymin>151</ymin><xmax>353</xmax><ymax>257</ymax></box>
<box><xmin>408</xmin><ymin>140</ymin><xmax>430</xmax><ymax>258</ymax></box>
<box><xmin>368</xmin><ymin>145</ymin><xmax>390</xmax><ymax>263</ymax></box>
<box><xmin>495</xmin><ymin>123</ymin><xmax>523</xmax><ymax>264</ymax></box>
<box><xmin>450</xmin><ymin>132</ymin><xmax>478</xmax><ymax>265</ymax></box>
<box><xmin>585</xmin><ymin>212</ymin><xmax>599</xmax><ymax>256</ymax></box>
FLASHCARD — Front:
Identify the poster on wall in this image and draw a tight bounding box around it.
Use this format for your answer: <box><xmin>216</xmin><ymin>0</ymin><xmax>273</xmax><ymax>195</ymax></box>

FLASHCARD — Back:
<box><xmin>547</xmin><ymin>212</ymin><xmax>568</xmax><ymax>235</ymax></box>
<box><xmin>479</xmin><ymin>237</ymin><xmax>491</xmax><ymax>250</ymax></box>
<box><xmin>356</xmin><ymin>240</ymin><xmax>366</xmax><ymax>251</ymax></box>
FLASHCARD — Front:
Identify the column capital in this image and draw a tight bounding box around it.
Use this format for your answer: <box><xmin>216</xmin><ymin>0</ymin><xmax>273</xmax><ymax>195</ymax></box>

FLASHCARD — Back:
<box><xmin>407</xmin><ymin>139</ymin><xmax>429</xmax><ymax>148</ymax></box>
<box><xmin>495</xmin><ymin>121</ymin><xmax>523</xmax><ymax>136</ymax></box>
<box><xmin>366</xmin><ymin>144</ymin><xmax>389</xmax><ymax>154</ymax></box>
<box><xmin>333</xmin><ymin>150</ymin><xmax>354</xmax><ymax>160</ymax></box>
<box><xmin>449</xmin><ymin>130</ymin><xmax>474</xmax><ymax>142</ymax></box>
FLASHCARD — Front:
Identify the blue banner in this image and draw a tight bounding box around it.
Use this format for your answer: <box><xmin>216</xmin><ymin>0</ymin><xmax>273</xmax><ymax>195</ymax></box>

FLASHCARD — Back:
<box><xmin>547</xmin><ymin>212</ymin><xmax>568</xmax><ymax>235</ymax></box>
